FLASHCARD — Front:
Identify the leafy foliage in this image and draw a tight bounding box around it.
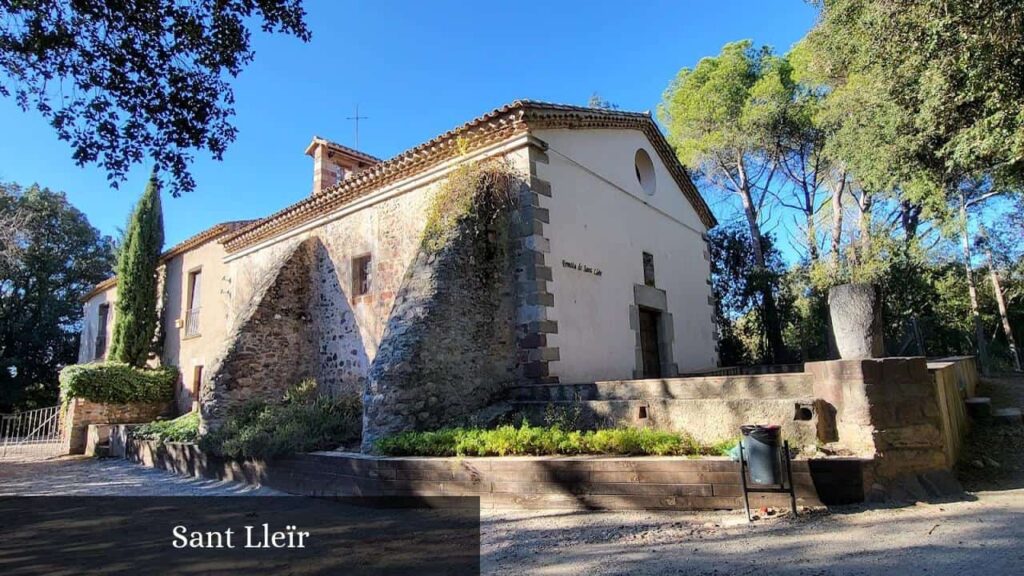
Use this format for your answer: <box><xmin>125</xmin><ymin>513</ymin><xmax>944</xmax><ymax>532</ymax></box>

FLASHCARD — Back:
<box><xmin>375</xmin><ymin>423</ymin><xmax>730</xmax><ymax>457</ymax></box>
<box><xmin>659</xmin><ymin>40</ymin><xmax>792</xmax><ymax>362</ymax></box>
<box><xmin>709</xmin><ymin>223</ymin><xmax>791</xmax><ymax>364</ymax></box>
<box><xmin>108</xmin><ymin>174</ymin><xmax>164</xmax><ymax>366</ymax></box>
<box><xmin>131</xmin><ymin>411</ymin><xmax>199</xmax><ymax>443</ymax></box>
<box><xmin>420</xmin><ymin>150</ymin><xmax>518</xmax><ymax>255</ymax></box>
<box><xmin>59</xmin><ymin>362</ymin><xmax>176</xmax><ymax>405</ymax></box>
<box><xmin>0</xmin><ymin>0</ymin><xmax>311</xmax><ymax>197</ymax></box>
<box><xmin>806</xmin><ymin>0</ymin><xmax>1024</xmax><ymax>193</ymax></box>
<box><xmin>0</xmin><ymin>182</ymin><xmax>114</xmax><ymax>411</ymax></box>
<box><xmin>201</xmin><ymin>384</ymin><xmax>362</xmax><ymax>461</ymax></box>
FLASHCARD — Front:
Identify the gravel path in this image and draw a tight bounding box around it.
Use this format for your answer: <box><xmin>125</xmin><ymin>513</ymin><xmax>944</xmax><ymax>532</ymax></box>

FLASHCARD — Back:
<box><xmin>2</xmin><ymin>457</ymin><xmax>1021</xmax><ymax>574</ymax></box>
<box><xmin>480</xmin><ymin>489</ymin><xmax>1024</xmax><ymax>575</ymax></box>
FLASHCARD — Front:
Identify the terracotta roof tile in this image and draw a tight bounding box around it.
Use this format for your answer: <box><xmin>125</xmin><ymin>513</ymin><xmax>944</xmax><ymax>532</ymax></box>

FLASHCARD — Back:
<box><xmin>80</xmin><ymin>220</ymin><xmax>256</xmax><ymax>302</ymax></box>
<box><xmin>225</xmin><ymin>100</ymin><xmax>715</xmax><ymax>253</ymax></box>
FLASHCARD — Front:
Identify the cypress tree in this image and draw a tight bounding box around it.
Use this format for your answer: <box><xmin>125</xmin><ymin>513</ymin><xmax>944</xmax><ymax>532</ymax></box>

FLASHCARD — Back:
<box><xmin>108</xmin><ymin>172</ymin><xmax>165</xmax><ymax>367</ymax></box>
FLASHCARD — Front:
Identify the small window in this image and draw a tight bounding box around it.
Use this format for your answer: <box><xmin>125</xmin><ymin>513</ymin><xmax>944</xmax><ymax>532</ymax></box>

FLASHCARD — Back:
<box><xmin>353</xmin><ymin>254</ymin><xmax>372</xmax><ymax>297</ymax></box>
<box><xmin>634</xmin><ymin>149</ymin><xmax>656</xmax><ymax>195</ymax></box>
<box><xmin>185</xmin><ymin>269</ymin><xmax>202</xmax><ymax>337</ymax></box>
<box><xmin>95</xmin><ymin>303</ymin><xmax>110</xmax><ymax>359</ymax></box>
<box><xmin>642</xmin><ymin>252</ymin><xmax>656</xmax><ymax>287</ymax></box>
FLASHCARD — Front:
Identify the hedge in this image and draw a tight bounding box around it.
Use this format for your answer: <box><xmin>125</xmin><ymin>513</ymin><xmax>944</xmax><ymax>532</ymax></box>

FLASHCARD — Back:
<box><xmin>59</xmin><ymin>362</ymin><xmax>177</xmax><ymax>405</ymax></box>
<box><xmin>375</xmin><ymin>423</ymin><xmax>736</xmax><ymax>457</ymax></box>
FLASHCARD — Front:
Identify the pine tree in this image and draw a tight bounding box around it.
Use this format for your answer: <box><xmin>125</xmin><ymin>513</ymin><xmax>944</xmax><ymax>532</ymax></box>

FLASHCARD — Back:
<box><xmin>108</xmin><ymin>173</ymin><xmax>164</xmax><ymax>367</ymax></box>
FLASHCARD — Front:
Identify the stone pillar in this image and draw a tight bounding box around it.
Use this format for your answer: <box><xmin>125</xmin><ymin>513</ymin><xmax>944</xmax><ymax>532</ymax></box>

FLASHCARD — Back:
<box><xmin>806</xmin><ymin>357</ymin><xmax>948</xmax><ymax>488</ymax></box>
<box><xmin>828</xmin><ymin>283</ymin><xmax>884</xmax><ymax>359</ymax></box>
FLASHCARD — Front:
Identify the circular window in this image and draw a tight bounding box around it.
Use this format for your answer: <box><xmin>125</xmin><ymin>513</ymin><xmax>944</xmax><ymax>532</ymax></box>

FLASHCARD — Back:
<box><xmin>634</xmin><ymin>149</ymin><xmax>656</xmax><ymax>196</ymax></box>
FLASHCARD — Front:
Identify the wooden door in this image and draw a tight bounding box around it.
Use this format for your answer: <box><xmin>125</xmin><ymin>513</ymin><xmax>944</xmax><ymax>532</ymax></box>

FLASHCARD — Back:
<box><xmin>638</xmin><ymin>309</ymin><xmax>662</xmax><ymax>379</ymax></box>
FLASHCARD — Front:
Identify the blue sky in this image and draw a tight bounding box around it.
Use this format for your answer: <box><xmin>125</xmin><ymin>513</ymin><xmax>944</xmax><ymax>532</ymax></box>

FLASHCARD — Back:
<box><xmin>0</xmin><ymin>0</ymin><xmax>817</xmax><ymax>247</ymax></box>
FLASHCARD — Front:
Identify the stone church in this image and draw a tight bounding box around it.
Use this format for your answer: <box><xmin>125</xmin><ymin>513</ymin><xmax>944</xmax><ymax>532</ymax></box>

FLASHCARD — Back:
<box><xmin>79</xmin><ymin>101</ymin><xmax>718</xmax><ymax>448</ymax></box>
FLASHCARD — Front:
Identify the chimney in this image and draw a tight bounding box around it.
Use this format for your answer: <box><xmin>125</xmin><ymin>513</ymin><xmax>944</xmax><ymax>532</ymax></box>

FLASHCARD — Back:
<box><xmin>304</xmin><ymin>137</ymin><xmax>378</xmax><ymax>196</ymax></box>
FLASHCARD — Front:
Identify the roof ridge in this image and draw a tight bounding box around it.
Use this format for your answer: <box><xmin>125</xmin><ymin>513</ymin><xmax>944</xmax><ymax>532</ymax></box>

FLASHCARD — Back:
<box><xmin>220</xmin><ymin>100</ymin><xmax>714</xmax><ymax>252</ymax></box>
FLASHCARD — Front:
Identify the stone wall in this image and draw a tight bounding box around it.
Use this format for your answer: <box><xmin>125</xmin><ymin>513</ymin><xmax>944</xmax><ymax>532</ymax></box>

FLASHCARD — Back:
<box><xmin>362</xmin><ymin>177</ymin><xmax>521</xmax><ymax>450</ymax></box>
<box><xmin>806</xmin><ymin>357</ymin><xmax>948</xmax><ymax>487</ymax></box>
<box><xmin>62</xmin><ymin>398</ymin><xmax>168</xmax><ymax>454</ymax></box>
<box><xmin>224</xmin><ymin>179</ymin><xmax>437</xmax><ymax>400</ymax></box>
<box><xmin>199</xmin><ymin>239</ymin><xmax>318</xmax><ymax>433</ymax></box>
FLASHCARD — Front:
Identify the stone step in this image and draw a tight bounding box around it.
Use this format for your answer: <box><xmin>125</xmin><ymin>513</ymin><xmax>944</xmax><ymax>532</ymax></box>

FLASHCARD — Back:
<box><xmin>507</xmin><ymin>373</ymin><xmax>813</xmax><ymax>402</ymax></box>
<box><xmin>964</xmin><ymin>397</ymin><xmax>992</xmax><ymax>420</ymax></box>
<box><xmin>510</xmin><ymin>397</ymin><xmax>825</xmax><ymax>447</ymax></box>
<box><xmin>992</xmin><ymin>407</ymin><xmax>1023</xmax><ymax>426</ymax></box>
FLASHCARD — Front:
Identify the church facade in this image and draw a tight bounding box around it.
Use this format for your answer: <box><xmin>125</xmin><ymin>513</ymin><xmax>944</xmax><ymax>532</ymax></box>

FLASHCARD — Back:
<box><xmin>79</xmin><ymin>101</ymin><xmax>718</xmax><ymax>447</ymax></box>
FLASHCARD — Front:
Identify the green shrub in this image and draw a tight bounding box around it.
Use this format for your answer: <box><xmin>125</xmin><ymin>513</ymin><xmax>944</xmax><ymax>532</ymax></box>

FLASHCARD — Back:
<box><xmin>59</xmin><ymin>362</ymin><xmax>177</xmax><ymax>405</ymax></box>
<box><xmin>132</xmin><ymin>411</ymin><xmax>199</xmax><ymax>443</ymax></box>
<box><xmin>201</xmin><ymin>391</ymin><xmax>362</xmax><ymax>461</ymax></box>
<box><xmin>375</xmin><ymin>423</ymin><xmax>730</xmax><ymax>457</ymax></box>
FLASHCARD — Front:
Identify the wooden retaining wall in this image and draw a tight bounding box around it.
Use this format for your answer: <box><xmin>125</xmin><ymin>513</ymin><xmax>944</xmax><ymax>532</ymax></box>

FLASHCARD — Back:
<box><xmin>126</xmin><ymin>440</ymin><xmax>869</xmax><ymax>510</ymax></box>
<box><xmin>928</xmin><ymin>361</ymin><xmax>972</xmax><ymax>467</ymax></box>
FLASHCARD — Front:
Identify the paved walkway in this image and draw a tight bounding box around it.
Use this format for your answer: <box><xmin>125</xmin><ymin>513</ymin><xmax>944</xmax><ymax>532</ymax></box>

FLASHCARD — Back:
<box><xmin>0</xmin><ymin>456</ymin><xmax>282</xmax><ymax>496</ymax></box>
<box><xmin>1</xmin><ymin>457</ymin><xmax>1021</xmax><ymax>575</ymax></box>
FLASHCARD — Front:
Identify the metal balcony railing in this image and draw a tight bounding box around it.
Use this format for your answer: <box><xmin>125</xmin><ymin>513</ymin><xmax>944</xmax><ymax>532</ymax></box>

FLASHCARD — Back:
<box><xmin>184</xmin><ymin>307</ymin><xmax>201</xmax><ymax>337</ymax></box>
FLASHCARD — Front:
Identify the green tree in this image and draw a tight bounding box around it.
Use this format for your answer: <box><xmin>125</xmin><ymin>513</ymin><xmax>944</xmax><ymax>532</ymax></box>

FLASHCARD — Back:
<box><xmin>108</xmin><ymin>174</ymin><xmax>164</xmax><ymax>367</ymax></box>
<box><xmin>660</xmin><ymin>40</ymin><xmax>791</xmax><ymax>362</ymax></box>
<box><xmin>0</xmin><ymin>0</ymin><xmax>311</xmax><ymax>197</ymax></box>
<box><xmin>806</xmin><ymin>1</ymin><xmax>1024</xmax><ymax>368</ymax></box>
<box><xmin>0</xmin><ymin>182</ymin><xmax>114</xmax><ymax>410</ymax></box>
<box><xmin>708</xmin><ymin>223</ymin><xmax>791</xmax><ymax>365</ymax></box>
<box><xmin>806</xmin><ymin>0</ymin><xmax>1024</xmax><ymax>191</ymax></box>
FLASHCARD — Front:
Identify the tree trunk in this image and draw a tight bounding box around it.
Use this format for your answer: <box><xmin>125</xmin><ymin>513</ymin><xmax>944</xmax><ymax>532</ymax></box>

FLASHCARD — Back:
<box><xmin>959</xmin><ymin>193</ymin><xmax>989</xmax><ymax>374</ymax></box>
<box><xmin>830</xmin><ymin>176</ymin><xmax>845</xmax><ymax>268</ymax></box>
<box><xmin>806</xmin><ymin>213</ymin><xmax>819</xmax><ymax>263</ymax></box>
<box><xmin>736</xmin><ymin>161</ymin><xmax>785</xmax><ymax>364</ymax></box>
<box><xmin>856</xmin><ymin>191</ymin><xmax>872</xmax><ymax>266</ymax></box>
<box><xmin>981</xmin><ymin>228</ymin><xmax>1021</xmax><ymax>371</ymax></box>
<box><xmin>900</xmin><ymin>200</ymin><xmax>922</xmax><ymax>244</ymax></box>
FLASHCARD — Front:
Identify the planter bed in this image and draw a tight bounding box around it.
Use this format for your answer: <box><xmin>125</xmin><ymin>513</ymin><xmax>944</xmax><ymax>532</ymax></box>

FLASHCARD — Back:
<box><xmin>125</xmin><ymin>438</ymin><xmax>870</xmax><ymax>510</ymax></box>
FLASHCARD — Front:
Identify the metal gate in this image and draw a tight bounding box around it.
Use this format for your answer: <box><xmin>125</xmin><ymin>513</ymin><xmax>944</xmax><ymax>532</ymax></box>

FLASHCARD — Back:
<box><xmin>0</xmin><ymin>405</ymin><xmax>66</xmax><ymax>461</ymax></box>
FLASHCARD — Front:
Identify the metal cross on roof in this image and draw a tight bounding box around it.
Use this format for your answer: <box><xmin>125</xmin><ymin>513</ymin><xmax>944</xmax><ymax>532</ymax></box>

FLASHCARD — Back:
<box><xmin>346</xmin><ymin>104</ymin><xmax>369</xmax><ymax>150</ymax></box>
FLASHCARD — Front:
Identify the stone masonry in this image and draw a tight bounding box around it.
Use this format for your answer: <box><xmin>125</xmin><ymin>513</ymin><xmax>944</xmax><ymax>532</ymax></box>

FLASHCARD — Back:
<box><xmin>199</xmin><ymin>239</ymin><xmax>318</xmax><ymax>433</ymax></box>
<box><xmin>63</xmin><ymin>398</ymin><xmax>168</xmax><ymax>454</ymax></box>
<box><xmin>806</xmin><ymin>357</ymin><xmax>948</xmax><ymax>488</ymax></box>
<box><xmin>361</xmin><ymin>177</ymin><xmax>521</xmax><ymax>450</ymax></box>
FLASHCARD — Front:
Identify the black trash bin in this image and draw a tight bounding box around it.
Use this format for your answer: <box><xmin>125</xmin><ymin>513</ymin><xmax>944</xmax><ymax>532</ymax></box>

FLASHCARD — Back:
<box><xmin>740</xmin><ymin>424</ymin><xmax>782</xmax><ymax>485</ymax></box>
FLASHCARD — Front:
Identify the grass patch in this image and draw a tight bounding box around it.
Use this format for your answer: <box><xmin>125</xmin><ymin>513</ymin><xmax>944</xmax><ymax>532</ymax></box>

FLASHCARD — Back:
<box><xmin>131</xmin><ymin>411</ymin><xmax>199</xmax><ymax>444</ymax></box>
<box><xmin>375</xmin><ymin>423</ymin><xmax>734</xmax><ymax>457</ymax></box>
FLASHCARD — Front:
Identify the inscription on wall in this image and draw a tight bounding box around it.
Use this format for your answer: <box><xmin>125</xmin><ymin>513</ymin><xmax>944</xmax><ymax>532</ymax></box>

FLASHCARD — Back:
<box><xmin>562</xmin><ymin>260</ymin><xmax>602</xmax><ymax>277</ymax></box>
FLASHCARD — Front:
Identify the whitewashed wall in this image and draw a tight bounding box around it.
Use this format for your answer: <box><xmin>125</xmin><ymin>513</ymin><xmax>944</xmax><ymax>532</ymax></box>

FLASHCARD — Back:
<box><xmin>533</xmin><ymin>128</ymin><xmax>716</xmax><ymax>382</ymax></box>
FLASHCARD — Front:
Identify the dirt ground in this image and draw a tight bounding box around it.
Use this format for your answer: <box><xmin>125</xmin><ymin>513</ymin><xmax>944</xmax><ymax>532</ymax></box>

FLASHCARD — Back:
<box><xmin>2</xmin><ymin>374</ymin><xmax>1022</xmax><ymax>575</ymax></box>
<box><xmin>958</xmin><ymin>372</ymin><xmax>1024</xmax><ymax>492</ymax></box>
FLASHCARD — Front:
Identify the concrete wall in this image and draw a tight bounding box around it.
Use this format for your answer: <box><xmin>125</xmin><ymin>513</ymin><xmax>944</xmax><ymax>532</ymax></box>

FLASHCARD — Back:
<box><xmin>161</xmin><ymin>240</ymin><xmax>233</xmax><ymax>413</ymax></box>
<box><xmin>533</xmin><ymin>128</ymin><xmax>716</xmax><ymax>383</ymax></box>
<box><xmin>78</xmin><ymin>286</ymin><xmax>116</xmax><ymax>363</ymax></box>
